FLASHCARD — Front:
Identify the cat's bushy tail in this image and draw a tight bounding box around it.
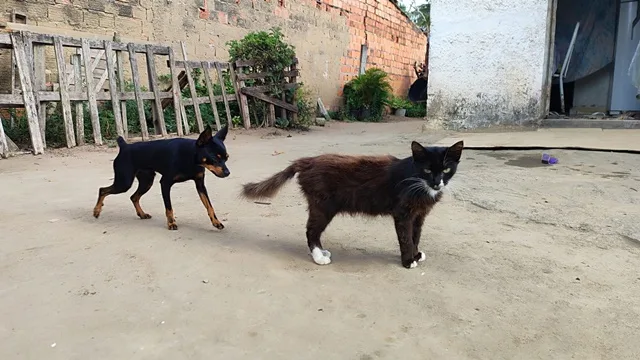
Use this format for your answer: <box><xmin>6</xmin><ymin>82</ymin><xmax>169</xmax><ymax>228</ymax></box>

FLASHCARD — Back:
<box><xmin>242</xmin><ymin>159</ymin><xmax>307</xmax><ymax>199</ymax></box>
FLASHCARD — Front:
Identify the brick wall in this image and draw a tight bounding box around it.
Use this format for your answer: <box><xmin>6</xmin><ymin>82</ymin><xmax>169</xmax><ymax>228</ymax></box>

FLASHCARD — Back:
<box><xmin>0</xmin><ymin>0</ymin><xmax>426</xmax><ymax>110</ymax></box>
<box><xmin>337</xmin><ymin>0</ymin><xmax>427</xmax><ymax>97</ymax></box>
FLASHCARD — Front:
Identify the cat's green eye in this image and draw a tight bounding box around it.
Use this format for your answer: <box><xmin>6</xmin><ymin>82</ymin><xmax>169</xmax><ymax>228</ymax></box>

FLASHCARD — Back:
<box><xmin>443</xmin><ymin>168</ymin><xmax>451</xmax><ymax>174</ymax></box>
<box><xmin>424</xmin><ymin>169</ymin><xmax>431</xmax><ymax>174</ymax></box>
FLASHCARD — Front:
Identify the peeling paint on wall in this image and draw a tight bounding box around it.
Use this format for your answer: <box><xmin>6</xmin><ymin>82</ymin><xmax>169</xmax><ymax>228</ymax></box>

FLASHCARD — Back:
<box><xmin>427</xmin><ymin>0</ymin><xmax>551</xmax><ymax>129</ymax></box>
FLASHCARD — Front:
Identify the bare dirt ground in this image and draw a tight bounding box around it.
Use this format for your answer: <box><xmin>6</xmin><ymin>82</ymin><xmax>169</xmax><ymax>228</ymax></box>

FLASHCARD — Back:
<box><xmin>1</xmin><ymin>119</ymin><xmax>639</xmax><ymax>360</ymax></box>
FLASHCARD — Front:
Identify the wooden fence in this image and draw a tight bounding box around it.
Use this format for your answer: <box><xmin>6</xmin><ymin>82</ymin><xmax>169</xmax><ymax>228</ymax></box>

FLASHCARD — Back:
<box><xmin>0</xmin><ymin>26</ymin><xmax>300</xmax><ymax>158</ymax></box>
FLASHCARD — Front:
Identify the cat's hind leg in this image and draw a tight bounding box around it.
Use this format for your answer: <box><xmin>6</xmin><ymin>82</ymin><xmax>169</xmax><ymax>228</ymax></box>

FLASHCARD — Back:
<box><xmin>306</xmin><ymin>203</ymin><xmax>337</xmax><ymax>265</ymax></box>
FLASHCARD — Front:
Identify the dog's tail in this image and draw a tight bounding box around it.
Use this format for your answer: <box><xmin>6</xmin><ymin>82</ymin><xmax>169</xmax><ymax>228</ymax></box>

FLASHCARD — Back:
<box><xmin>242</xmin><ymin>160</ymin><xmax>306</xmax><ymax>199</ymax></box>
<box><xmin>116</xmin><ymin>136</ymin><xmax>128</xmax><ymax>148</ymax></box>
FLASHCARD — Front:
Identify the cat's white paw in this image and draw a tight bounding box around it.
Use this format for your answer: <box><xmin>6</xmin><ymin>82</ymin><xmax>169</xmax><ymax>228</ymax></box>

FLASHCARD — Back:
<box><xmin>311</xmin><ymin>247</ymin><xmax>332</xmax><ymax>265</ymax></box>
<box><xmin>409</xmin><ymin>261</ymin><xmax>418</xmax><ymax>268</ymax></box>
<box><xmin>417</xmin><ymin>252</ymin><xmax>426</xmax><ymax>262</ymax></box>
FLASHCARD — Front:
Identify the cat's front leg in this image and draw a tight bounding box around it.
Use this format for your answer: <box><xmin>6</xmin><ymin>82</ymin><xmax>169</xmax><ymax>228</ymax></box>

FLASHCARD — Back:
<box><xmin>412</xmin><ymin>213</ymin><xmax>427</xmax><ymax>263</ymax></box>
<box><xmin>393</xmin><ymin>216</ymin><xmax>416</xmax><ymax>269</ymax></box>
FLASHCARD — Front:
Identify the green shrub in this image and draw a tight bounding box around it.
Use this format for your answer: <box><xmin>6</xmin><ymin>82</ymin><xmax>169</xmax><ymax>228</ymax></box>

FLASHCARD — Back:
<box><xmin>387</xmin><ymin>96</ymin><xmax>412</xmax><ymax>110</ymax></box>
<box><xmin>343</xmin><ymin>68</ymin><xmax>392</xmax><ymax>122</ymax></box>
<box><xmin>406</xmin><ymin>101</ymin><xmax>427</xmax><ymax>118</ymax></box>
<box><xmin>227</xmin><ymin>28</ymin><xmax>303</xmax><ymax>129</ymax></box>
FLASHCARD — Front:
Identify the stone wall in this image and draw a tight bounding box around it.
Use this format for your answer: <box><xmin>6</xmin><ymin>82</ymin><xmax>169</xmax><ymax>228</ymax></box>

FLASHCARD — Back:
<box><xmin>0</xmin><ymin>0</ymin><xmax>427</xmax><ymax>110</ymax></box>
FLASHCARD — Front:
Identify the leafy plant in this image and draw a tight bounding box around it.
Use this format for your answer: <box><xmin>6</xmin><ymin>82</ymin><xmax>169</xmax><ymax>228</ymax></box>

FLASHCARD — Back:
<box><xmin>388</xmin><ymin>96</ymin><xmax>412</xmax><ymax>110</ymax></box>
<box><xmin>227</xmin><ymin>28</ymin><xmax>302</xmax><ymax>128</ymax></box>
<box><xmin>406</xmin><ymin>101</ymin><xmax>427</xmax><ymax>118</ymax></box>
<box><xmin>227</xmin><ymin>27</ymin><xmax>296</xmax><ymax>86</ymax></box>
<box><xmin>343</xmin><ymin>68</ymin><xmax>393</xmax><ymax>122</ymax></box>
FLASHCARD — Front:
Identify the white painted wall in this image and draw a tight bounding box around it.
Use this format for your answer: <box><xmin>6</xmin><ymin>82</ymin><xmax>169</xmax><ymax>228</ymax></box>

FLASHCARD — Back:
<box><xmin>427</xmin><ymin>0</ymin><xmax>552</xmax><ymax>129</ymax></box>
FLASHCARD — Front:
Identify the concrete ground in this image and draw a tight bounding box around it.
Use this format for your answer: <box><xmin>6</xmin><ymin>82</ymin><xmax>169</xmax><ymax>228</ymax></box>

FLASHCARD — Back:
<box><xmin>1</xmin><ymin>120</ymin><xmax>639</xmax><ymax>360</ymax></box>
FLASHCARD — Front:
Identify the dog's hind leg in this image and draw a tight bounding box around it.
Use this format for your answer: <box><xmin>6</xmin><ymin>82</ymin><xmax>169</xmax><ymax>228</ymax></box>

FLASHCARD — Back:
<box><xmin>130</xmin><ymin>170</ymin><xmax>156</xmax><ymax>219</ymax></box>
<box><xmin>160</xmin><ymin>176</ymin><xmax>178</xmax><ymax>230</ymax></box>
<box><xmin>93</xmin><ymin>157</ymin><xmax>135</xmax><ymax>218</ymax></box>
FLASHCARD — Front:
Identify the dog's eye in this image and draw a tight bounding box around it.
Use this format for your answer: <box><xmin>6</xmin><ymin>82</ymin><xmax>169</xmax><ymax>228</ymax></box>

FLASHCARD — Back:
<box><xmin>443</xmin><ymin>168</ymin><xmax>451</xmax><ymax>174</ymax></box>
<box><xmin>216</xmin><ymin>154</ymin><xmax>221</xmax><ymax>159</ymax></box>
<box><xmin>424</xmin><ymin>169</ymin><xmax>431</xmax><ymax>174</ymax></box>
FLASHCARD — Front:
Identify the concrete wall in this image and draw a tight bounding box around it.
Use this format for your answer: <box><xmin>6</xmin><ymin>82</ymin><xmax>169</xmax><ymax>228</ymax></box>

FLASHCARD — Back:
<box><xmin>427</xmin><ymin>0</ymin><xmax>552</xmax><ymax>129</ymax></box>
<box><xmin>0</xmin><ymin>0</ymin><xmax>427</xmax><ymax>110</ymax></box>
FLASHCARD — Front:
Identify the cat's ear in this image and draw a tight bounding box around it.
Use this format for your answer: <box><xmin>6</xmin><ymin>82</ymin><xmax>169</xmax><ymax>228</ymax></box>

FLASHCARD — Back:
<box><xmin>411</xmin><ymin>141</ymin><xmax>429</xmax><ymax>163</ymax></box>
<box><xmin>445</xmin><ymin>141</ymin><xmax>464</xmax><ymax>162</ymax></box>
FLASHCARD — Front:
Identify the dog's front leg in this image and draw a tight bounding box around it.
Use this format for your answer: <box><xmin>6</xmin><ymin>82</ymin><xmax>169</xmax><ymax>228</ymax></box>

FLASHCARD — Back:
<box><xmin>160</xmin><ymin>177</ymin><xmax>178</xmax><ymax>230</ymax></box>
<box><xmin>194</xmin><ymin>177</ymin><xmax>225</xmax><ymax>230</ymax></box>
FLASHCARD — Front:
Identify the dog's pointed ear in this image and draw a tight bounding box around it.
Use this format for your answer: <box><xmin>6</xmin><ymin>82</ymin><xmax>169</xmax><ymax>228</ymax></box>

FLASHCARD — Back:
<box><xmin>446</xmin><ymin>140</ymin><xmax>464</xmax><ymax>162</ymax></box>
<box><xmin>196</xmin><ymin>125</ymin><xmax>213</xmax><ymax>147</ymax></box>
<box><xmin>214</xmin><ymin>124</ymin><xmax>229</xmax><ymax>142</ymax></box>
<box><xmin>411</xmin><ymin>141</ymin><xmax>429</xmax><ymax>163</ymax></box>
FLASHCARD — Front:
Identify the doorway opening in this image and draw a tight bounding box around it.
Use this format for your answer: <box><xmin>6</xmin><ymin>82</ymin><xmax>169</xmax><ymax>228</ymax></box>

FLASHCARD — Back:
<box><xmin>547</xmin><ymin>0</ymin><xmax>640</xmax><ymax>119</ymax></box>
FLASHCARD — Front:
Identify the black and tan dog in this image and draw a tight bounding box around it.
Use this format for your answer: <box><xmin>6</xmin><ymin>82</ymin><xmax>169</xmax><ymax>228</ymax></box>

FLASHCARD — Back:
<box><xmin>93</xmin><ymin>125</ymin><xmax>230</xmax><ymax>230</ymax></box>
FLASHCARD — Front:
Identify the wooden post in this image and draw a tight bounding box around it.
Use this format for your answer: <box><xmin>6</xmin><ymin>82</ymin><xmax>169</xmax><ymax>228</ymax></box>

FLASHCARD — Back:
<box><xmin>32</xmin><ymin>39</ymin><xmax>47</xmax><ymax>148</ymax></box>
<box><xmin>127</xmin><ymin>43</ymin><xmax>149</xmax><ymax>141</ymax></box>
<box><xmin>11</xmin><ymin>32</ymin><xmax>44</xmax><ymax>154</ymax></box>
<box><xmin>290</xmin><ymin>61</ymin><xmax>298</xmax><ymax>125</ymax></box>
<box><xmin>53</xmin><ymin>37</ymin><xmax>76</xmax><ymax>148</ymax></box>
<box><xmin>146</xmin><ymin>45</ymin><xmax>167</xmax><ymax>136</ymax></box>
<box><xmin>168</xmin><ymin>47</ymin><xmax>184</xmax><ymax>136</ymax></box>
<box><xmin>115</xmin><ymin>50</ymin><xmax>128</xmax><ymax>138</ymax></box>
<box><xmin>104</xmin><ymin>41</ymin><xmax>124</xmax><ymax>138</ymax></box>
<box><xmin>215</xmin><ymin>62</ymin><xmax>233</xmax><ymax>128</ymax></box>
<box><xmin>180</xmin><ymin>42</ymin><xmax>204</xmax><ymax>132</ymax></box>
<box><xmin>232</xmin><ymin>63</ymin><xmax>251</xmax><ymax>129</ymax></box>
<box><xmin>0</xmin><ymin>114</ymin><xmax>8</xmax><ymax>159</ymax></box>
<box><xmin>202</xmin><ymin>62</ymin><xmax>222</xmax><ymax>131</ymax></box>
<box><xmin>81</xmin><ymin>38</ymin><xmax>103</xmax><ymax>145</ymax></box>
<box><xmin>71</xmin><ymin>53</ymin><xmax>85</xmax><ymax>145</ymax></box>
<box><xmin>268</xmin><ymin>104</ymin><xmax>276</xmax><ymax>127</ymax></box>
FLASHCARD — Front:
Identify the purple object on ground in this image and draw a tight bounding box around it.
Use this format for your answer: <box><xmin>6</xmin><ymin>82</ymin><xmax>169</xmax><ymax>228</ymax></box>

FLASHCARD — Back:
<box><xmin>549</xmin><ymin>157</ymin><xmax>558</xmax><ymax>164</ymax></box>
<box><xmin>541</xmin><ymin>153</ymin><xmax>551</xmax><ymax>164</ymax></box>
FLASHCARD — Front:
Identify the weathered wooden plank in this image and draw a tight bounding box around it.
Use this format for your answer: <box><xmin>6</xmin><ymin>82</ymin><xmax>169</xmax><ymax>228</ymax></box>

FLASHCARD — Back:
<box><xmin>33</xmin><ymin>91</ymin><xmax>171</xmax><ymax>102</ymax></box>
<box><xmin>181</xmin><ymin>96</ymin><xmax>215</xmax><ymax>106</ymax></box>
<box><xmin>170</xmin><ymin>60</ymin><xmax>231</xmax><ymax>69</ymax></box>
<box><xmin>268</xmin><ymin>104</ymin><xmax>276</xmax><ymax>127</ymax></box>
<box><xmin>215</xmin><ymin>62</ymin><xmax>232</xmax><ymax>129</ymax></box>
<box><xmin>241</xmin><ymin>87</ymin><xmax>298</xmax><ymax>112</ymax></box>
<box><xmin>11</xmin><ymin>32</ymin><xmax>44</xmax><ymax>154</ymax></box>
<box><xmin>15</xmin><ymin>31</ymin><xmax>170</xmax><ymax>54</ymax></box>
<box><xmin>71</xmin><ymin>54</ymin><xmax>84</xmax><ymax>145</ymax></box>
<box><xmin>168</xmin><ymin>48</ymin><xmax>184</xmax><ymax>136</ymax></box>
<box><xmin>232</xmin><ymin>63</ymin><xmax>251</xmax><ymax>129</ymax></box>
<box><xmin>104</xmin><ymin>41</ymin><xmax>124</xmax><ymax>137</ymax></box>
<box><xmin>245</xmin><ymin>83</ymin><xmax>298</xmax><ymax>93</ymax></box>
<box><xmin>290</xmin><ymin>62</ymin><xmax>299</xmax><ymax>125</ymax></box>
<box><xmin>115</xmin><ymin>49</ymin><xmax>128</xmax><ymax>138</ymax></box>
<box><xmin>201</xmin><ymin>62</ymin><xmax>222</xmax><ymax>131</ymax></box>
<box><xmin>145</xmin><ymin>45</ymin><xmax>166</xmax><ymax>136</ymax></box>
<box><xmin>180</xmin><ymin>41</ymin><xmax>203</xmax><ymax>132</ymax></box>
<box><xmin>236</xmin><ymin>70</ymin><xmax>299</xmax><ymax>81</ymax></box>
<box><xmin>0</xmin><ymin>113</ymin><xmax>9</xmax><ymax>158</ymax></box>
<box><xmin>94</xmin><ymin>53</ymin><xmax>115</xmax><ymax>93</ymax></box>
<box><xmin>31</xmin><ymin>37</ymin><xmax>47</xmax><ymax>148</ymax></box>
<box><xmin>127</xmin><ymin>42</ymin><xmax>149</xmax><ymax>141</ymax></box>
<box><xmin>81</xmin><ymin>38</ymin><xmax>103</xmax><ymax>145</ymax></box>
<box><xmin>53</xmin><ymin>37</ymin><xmax>76</xmax><ymax>147</ymax></box>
